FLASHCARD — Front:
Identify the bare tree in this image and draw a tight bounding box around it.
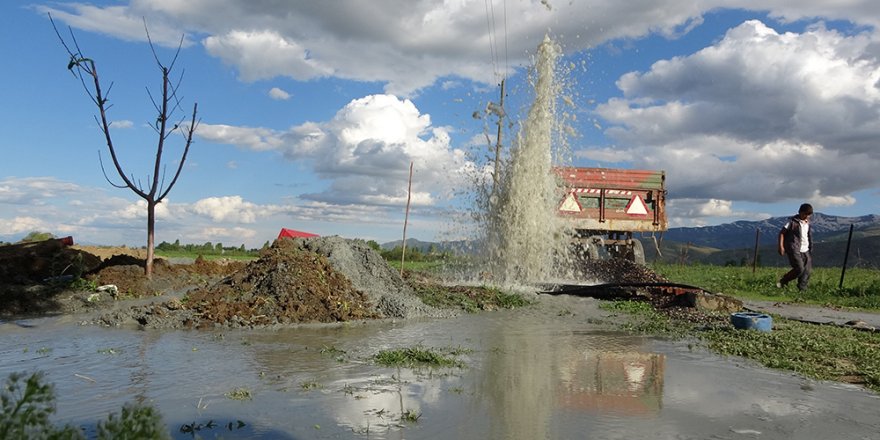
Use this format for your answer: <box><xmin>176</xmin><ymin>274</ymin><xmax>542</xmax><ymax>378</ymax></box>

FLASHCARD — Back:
<box><xmin>52</xmin><ymin>16</ymin><xmax>199</xmax><ymax>277</ymax></box>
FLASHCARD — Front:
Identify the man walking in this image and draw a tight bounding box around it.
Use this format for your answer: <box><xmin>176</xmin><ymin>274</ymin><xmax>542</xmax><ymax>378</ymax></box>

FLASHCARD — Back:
<box><xmin>778</xmin><ymin>203</ymin><xmax>813</xmax><ymax>291</ymax></box>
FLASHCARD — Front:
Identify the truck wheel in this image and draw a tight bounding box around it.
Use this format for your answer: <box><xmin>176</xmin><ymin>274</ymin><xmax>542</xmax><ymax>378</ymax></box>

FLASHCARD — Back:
<box><xmin>629</xmin><ymin>239</ymin><xmax>646</xmax><ymax>265</ymax></box>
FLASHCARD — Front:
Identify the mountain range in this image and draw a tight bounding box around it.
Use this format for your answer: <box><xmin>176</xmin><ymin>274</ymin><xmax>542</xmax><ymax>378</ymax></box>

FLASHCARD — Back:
<box><xmin>384</xmin><ymin>212</ymin><xmax>880</xmax><ymax>268</ymax></box>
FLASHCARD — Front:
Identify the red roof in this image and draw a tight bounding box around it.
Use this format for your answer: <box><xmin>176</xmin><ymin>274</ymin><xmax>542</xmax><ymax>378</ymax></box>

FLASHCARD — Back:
<box><xmin>277</xmin><ymin>228</ymin><xmax>320</xmax><ymax>239</ymax></box>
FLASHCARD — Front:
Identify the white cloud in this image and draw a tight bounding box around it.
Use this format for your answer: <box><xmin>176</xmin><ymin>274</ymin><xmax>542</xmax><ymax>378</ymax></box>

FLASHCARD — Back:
<box><xmin>111</xmin><ymin>120</ymin><xmax>134</xmax><ymax>129</ymax></box>
<box><xmin>42</xmin><ymin>1</ymin><xmax>880</xmax><ymax>97</ymax></box>
<box><xmin>198</xmin><ymin>94</ymin><xmax>473</xmax><ymax>207</ymax></box>
<box><xmin>204</xmin><ymin>30</ymin><xmax>334</xmax><ymax>82</ymax></box>
<box><xmin>268</xmin><ymin>87</ymin><xmax>291</xmax><ymax>100</ymax></box>
<box><xmin>0</xmin><ymin>216</ymin><xmax>50</xmax><ymax>235</ymax></box>
<box><xmin>38</xmin><ymin>3</ymin><xmax>191</xmax><ymax>47</ymax></box>
<box><xmin>594</xmin><ymin>20</ymin><xmax>880</xmax><ymax>211</ymax></box>
<box><xmin>0</xmin><ymin>177</ymin><xmax>83</xmax><ymax>205</ymax></box>
<box><xmin>191</xmin><ymin>196</ymin><xmax>260</xmax><ymax>223</ymax></box>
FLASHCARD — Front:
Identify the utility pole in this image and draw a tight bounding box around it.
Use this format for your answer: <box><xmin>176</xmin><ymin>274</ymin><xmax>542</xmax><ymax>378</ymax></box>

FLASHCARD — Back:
<box><xmin>492</xmin><ymin>78</ymin><xmax>506</xmax><ymax>190</ymax></box>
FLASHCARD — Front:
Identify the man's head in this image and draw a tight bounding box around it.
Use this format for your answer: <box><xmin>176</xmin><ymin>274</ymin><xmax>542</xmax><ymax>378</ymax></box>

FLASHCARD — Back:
<box><xmin>798</xmin><ymin>203</ymin><xmax>813</xmax><ymax>220</ymax></box>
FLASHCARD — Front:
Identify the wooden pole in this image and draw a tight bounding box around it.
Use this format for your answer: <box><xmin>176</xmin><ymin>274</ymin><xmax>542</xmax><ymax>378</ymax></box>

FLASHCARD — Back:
<box><xmin>752</xmin><ymin>228</ymin><xmax>760</xmax><ymax>274</ymax></box>
<box><xmin>492</xmin><ymin>78</ymin><xmax>506</xmax><ymax>191</ymax></box>
<box><xmin>839</xmin><ymin>224</ymin><xmax>854</xmax><ymax>288</ymax></box>
<box><xmin>400</xmin><ymin>161</ymin><xmax>414</xmax><ymax>277</ymax></box>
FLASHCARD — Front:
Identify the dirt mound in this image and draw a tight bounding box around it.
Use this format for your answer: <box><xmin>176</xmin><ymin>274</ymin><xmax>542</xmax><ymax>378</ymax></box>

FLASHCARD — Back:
<box><xmin>95</xmin><ymin>237</ymin><xmax>453</xmax><ymax>329</ymax></box>
<box><xmin>285</xmin><ymin>236</ymin><xmax>450</xmax><ymax>319</ymax></box>
<box><xmin>179</xmin><ymin>240</ymin><xmax>378</xmax><ymax>328</ymax></box>
<box><xmin>579</xmin><ymin>258</ymin><xmax>669</xmax><ymax>284</ymax></box>
<box><xmin>0</xmin><ymin>239</ymin><xmax>102</xmax><ymax>284</ymax></box>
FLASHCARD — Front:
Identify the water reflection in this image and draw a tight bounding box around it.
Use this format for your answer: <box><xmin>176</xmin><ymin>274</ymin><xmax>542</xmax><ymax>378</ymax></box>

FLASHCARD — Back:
<box><xmin>2</xmin><ymin>310</ymin><xmax>879</xmax><ymax>439</ymax></box>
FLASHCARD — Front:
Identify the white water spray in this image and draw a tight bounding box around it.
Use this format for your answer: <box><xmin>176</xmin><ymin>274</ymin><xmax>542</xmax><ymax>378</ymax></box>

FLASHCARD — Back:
<box><xmin>486</xmin><ymin>35</ymin><xmax>573</xmax><ymax>285</ymax></box>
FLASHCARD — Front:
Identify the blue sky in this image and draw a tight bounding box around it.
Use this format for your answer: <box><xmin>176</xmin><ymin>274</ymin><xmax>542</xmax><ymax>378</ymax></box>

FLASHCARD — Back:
<box><xmin>2</xmin><ymin>1</ymin><xmax>879</xmax><ymax>248</ymax></box>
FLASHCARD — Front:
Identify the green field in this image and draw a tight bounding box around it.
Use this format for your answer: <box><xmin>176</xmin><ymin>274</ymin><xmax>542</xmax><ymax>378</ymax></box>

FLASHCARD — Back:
<box><xmin>651</xmin><ymin>263</ymin><xmax>880</xmax><ymax>311</ymax></box>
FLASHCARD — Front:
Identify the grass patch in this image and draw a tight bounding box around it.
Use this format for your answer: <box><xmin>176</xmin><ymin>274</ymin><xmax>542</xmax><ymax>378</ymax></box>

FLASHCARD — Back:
<box><xmin>703</xmin><ymin>318</ymin><xmax>880</xmax><ymax>392</ymax></box>
<box><xmin>224</xmin><ymin>387</ymin><xmax>253</xmax><ymax>401</ymax></box>
<box><xmin>599</xmin><ymin>300</ymin><xmax>691</xmax><ymax>337</ymax></box>
<box><xmin>400</xmin><ymin>409</ymin><xmax>421</xmax><ymax>423</ymax></box>
<box><xmin>602</xmin><ymin>299</ymin><xmax>880</xmax><ymax>393</ymax></box>
<box><xmin>374</xmin><ymin>345</ymin><xmax>465</xmax><ymax>368</ymax></box>
<box><xmin>652</xmin><ymin>263</ymin><xmax>880</xmax><ymax>310</ymax></box>
<box><xmin>410</xmin><ymin>280</ymin><xmax>533</xmax><ymax>313</ymax></box>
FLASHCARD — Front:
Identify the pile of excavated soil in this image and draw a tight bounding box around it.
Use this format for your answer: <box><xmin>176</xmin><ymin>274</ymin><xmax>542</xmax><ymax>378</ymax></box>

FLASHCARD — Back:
<box><xmin>96</xmin><ymin>237</ymin><xmax>452</xmax><ymax>329</ymax></box>
<box><xmin>0</xmin><ymin>241</ymin><xmax>242</xmax><ymax>318</ymax></box>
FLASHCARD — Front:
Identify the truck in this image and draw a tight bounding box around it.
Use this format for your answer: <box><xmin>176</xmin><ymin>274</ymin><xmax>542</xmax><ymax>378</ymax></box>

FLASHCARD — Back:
<box><xmin>553</xmin><ymin>167</ymin><xmax>667</xmax><ymax>265</ymax></box>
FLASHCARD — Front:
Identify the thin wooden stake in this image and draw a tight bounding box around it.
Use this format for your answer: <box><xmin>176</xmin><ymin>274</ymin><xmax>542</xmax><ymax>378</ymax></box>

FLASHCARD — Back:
<box><xmin>839</xmin><ymin>224</ymin><xmax>854</xmax><ymax>288</ymax></box>
<box><xmin>752</xmin><ymin>228</ymin><xmax>760</xmax><ymax>274</ymax></box>
<box><xmin>400</xmin><ymin>161</ymin><xmax>414</xmax><ymax>277</ymax></box>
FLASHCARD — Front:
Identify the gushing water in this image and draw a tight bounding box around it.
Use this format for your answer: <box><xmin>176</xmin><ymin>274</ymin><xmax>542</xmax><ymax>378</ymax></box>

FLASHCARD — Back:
<box><xmin>487</xmin><ymin>35</ymin><xmax>572</xmax><ymax>285</ymax></box>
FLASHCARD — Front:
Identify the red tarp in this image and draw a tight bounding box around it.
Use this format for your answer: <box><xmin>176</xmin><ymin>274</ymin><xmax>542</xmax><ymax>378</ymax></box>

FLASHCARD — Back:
<box><xmin>277</xmin><ymin>228</ymin><xmax>320</xmax><ymax>240</ymax></box>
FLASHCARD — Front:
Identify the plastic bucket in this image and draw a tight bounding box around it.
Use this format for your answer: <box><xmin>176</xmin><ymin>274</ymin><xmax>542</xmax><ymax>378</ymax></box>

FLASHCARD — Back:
<box><xmin>730</xmin><ymin>312</ymin><xmax>773</xmax><ymax>332</ymax></box>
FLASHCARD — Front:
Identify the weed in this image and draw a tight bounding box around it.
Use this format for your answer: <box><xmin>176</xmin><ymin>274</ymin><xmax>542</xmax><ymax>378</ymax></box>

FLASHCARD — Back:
<box><xmin>97</xmin><ymin>348</ymin><xmax>122</xmax><ymax>355</ymax></box>
<box><xmin>319</xmin><ymin>344</ymin><xmax>347</xmax><ymax>360</ymax></box>
<box><xmin>1</xmin><ymin>371</ymin><xmax>169</xmax><ymax>439</ymax></box>
<box><xmin>224</xmin><ymin>387</ymin><xmax>252</xmax><ymax>401</ymax></box>
<box><xmin>300</xmin><ymin>381</ymin><xmax>322</xmax><ymax>391</ymax></box>
<box><xmin>374</xmin><ymin>345</ymin><xmax>465</xmax><ymax>368</ymax></box>
<box><xmin>400</xmin><ymin>409</ymin><xmax>422</xmax><ymax>423</ymax></box>
<box><xmin>69</xmin><ymin>277</ymin><xmax>98</xmax><ymax>292</ymax></box>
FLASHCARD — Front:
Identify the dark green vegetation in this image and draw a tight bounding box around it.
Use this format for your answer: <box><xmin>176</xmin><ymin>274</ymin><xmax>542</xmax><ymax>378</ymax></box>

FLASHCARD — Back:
<box><xmin>407</xmin><ymin>275</ymin><xmax>533</xmax><ymax>313</ymax></box>
<box><xmin>652</xmin><ymin>263</ymin><xmax>880</xmax><ymax>310</ymax></box>
<box><xmin>645</xmin><ymin>215</ymin><xmax>880</xmax><ymax>268</ymax></box>
<box><xmin>603</xmin><ymin>262</ymin><xmax>880</xmax><ymax>394</ymax></box>
<box><xmin>374</xmin><ymin>346</ymin><xmax>469</xmax><ymax>368</ymax></box>
<box><xmin>1</xmin><ymin>372</ymin><xmax>169</xmax><ymax>439</ymax></box>
<box><xmin>155</xmin><ymin>239</ymin><xmax>262</xmax><ymax>259</ymax></box>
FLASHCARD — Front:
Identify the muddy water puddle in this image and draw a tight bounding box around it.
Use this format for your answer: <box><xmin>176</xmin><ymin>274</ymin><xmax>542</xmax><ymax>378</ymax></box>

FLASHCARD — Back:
<box><xmin>2</xmin><ymin>300</ymin><xmax>879</xmax><ymax>439</ymax></box>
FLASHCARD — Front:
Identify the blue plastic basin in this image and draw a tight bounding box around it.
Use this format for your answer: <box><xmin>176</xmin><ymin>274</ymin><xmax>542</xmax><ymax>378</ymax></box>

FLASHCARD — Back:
<box><xmin>730</xmin><ymin>312</ymin><xmax>773</xmax><ymax>332</ymax></box>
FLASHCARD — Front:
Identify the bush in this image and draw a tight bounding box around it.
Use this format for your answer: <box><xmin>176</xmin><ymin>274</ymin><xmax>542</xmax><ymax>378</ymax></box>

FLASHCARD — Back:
<box><xmin>1</xmin><ymin>372</ymin><xmax>169</xmax><ymax>440</ymax></box>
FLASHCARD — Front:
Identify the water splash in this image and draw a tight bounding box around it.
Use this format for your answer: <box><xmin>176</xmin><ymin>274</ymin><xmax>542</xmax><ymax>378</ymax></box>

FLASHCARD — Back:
<box><xmin>486</xmin><ymin>35</ymin><xmax>574</xmax><ymax>285</ymax></box>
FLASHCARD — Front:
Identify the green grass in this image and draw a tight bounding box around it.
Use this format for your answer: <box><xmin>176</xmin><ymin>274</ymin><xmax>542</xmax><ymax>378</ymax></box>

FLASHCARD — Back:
<box><xmin>386</xmin><ymin>260</ymin><xmax>447</xmax><ymax>272</ymax></box>
<box><xmin>374</xmin><ymin>345</ymin><xmax>465</xmax><ymax>368</ymax></box>
<box><xmin>153</xmin><ymin>250</ymin><xmax>257</xmax><ymax>261</ymax></box>
<box><xmin>602</xmin><ymin>299</ymin><xmax>880</xmax><ymax>393</ymax></box>
<box><xmin>703</xmin><ymin>318</ymin><xmax>880</xmax><ymax>392</ymax></box>
<box><xmin>652</xmin><ymin>263</ymin><xmax>880</xmax><ymax>310</ymax></box>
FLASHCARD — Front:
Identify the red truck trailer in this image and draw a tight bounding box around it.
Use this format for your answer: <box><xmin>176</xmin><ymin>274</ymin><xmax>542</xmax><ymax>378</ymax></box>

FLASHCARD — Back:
<box><xmin>553</xmin><ymin>167</ymin><xmax>667</xmax><ymax>265</ymax></box>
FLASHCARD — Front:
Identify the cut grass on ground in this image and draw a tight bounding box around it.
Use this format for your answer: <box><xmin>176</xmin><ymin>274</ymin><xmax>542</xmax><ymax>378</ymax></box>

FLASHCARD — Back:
<box><xmin>603</xmin><ymin>299</ymin><xmax>880</xmax><ymax>393</ymax></box>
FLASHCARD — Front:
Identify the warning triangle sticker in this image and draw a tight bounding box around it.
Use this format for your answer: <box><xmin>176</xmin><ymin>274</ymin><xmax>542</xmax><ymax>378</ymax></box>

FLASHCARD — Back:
<box><xmin>625</xmin><ymin>195</ymin><xmax>649</xmax><ymax>216</ymax></box>
<box><xmin>559</xmin><ymin>193</ymin><xmax>582</xmax><ymax>212</ymax></box>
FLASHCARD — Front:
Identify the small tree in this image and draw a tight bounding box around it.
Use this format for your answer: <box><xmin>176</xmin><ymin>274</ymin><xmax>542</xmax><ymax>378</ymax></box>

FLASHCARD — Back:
<box><xmin>52</xmin><ymin>16</ymin><xmax>199</xmax><ymax>277</ymax></box>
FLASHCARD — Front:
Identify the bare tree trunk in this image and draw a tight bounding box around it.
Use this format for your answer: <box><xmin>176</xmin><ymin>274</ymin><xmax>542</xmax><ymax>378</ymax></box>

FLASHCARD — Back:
<box><xmin>146</xmin><ymin>201</ymin><xmax>156</xmax><ymax>277</ymax></box>
<box><xmin>53</xmin><ymin>16</ymin><xmax>199</xmax><ymax>279</ymax></box>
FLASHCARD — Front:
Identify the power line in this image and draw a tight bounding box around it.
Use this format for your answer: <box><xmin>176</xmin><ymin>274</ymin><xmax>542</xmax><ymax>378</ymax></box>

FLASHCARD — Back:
<box><xmin>484</xmin><ymin>0</ymin><xmax>498</xmax><ymax>76</ymax></box>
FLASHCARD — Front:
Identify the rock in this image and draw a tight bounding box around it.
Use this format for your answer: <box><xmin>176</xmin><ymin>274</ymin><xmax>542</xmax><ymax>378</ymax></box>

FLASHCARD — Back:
<box><xmin>676</xmin><ymin>291</ymin><xmax>743</xmax><ymax>314</ymax></box>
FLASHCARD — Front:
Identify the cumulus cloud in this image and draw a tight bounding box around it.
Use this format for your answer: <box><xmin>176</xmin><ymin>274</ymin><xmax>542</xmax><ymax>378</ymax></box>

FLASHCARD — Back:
<box><xmin>191</xmin><ymin>196</ymin><xmax>261</xmax><ymax>223</ymax></box>
<box><xmin>37</xmin><ymin>3</ymin><xmax>192</xmax><ymax>47</ymax></box>
<box><xmin>595</xmin><ymin>20</ymin><xmax>880</xmax><ymax>212</ymax></box>
<box><xmin>0</xmin><ymin>177</ymin><xmax>83</xmax><ymax>205</ymax></box>
<box><xmin>111</xmin><ymin>120</ymin><xmax>134</xmax><ymax>129</ymax></box>
<box><xmin>268</xmin><ymin>87</ymin><xmax>291</xmax><ymax>100</ymax></box>
<box><xmin>0</xmin><ymin>216</ymin><xmax>50</xmax><ymax>235</ymax></box>
<box><xmin>198</xmin><ymin>94</ymin><xmax>472</xmax><ymax>207</ymax></box>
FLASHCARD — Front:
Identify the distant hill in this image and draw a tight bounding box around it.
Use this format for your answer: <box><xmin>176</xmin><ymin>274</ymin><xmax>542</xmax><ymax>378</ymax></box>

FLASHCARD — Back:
<box><xmin>644</xmin><ymin>213</ymin><xmax>880</xmax><ymax>268</ymax></box>
<box><xmin>660</xmin><ymin>213</ymin><xmax>880</xmax><ymax>249</ymax></box>
<box><xmin>386</xmin><ymin>213</ymin><xmax>880</xmax><ymax>268</ymax></box>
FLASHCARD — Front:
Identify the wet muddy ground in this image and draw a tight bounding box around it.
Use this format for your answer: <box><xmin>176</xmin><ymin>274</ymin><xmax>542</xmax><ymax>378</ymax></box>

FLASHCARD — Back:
<box><xmin>2</xmin><ymin>237</ymin><xmax>879</xmax><ymax>438</ymax></box>
<box><xmin>3</xmin><ymin>294</ymin><xmax>879</xmax><ymax>439</ymax></box>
